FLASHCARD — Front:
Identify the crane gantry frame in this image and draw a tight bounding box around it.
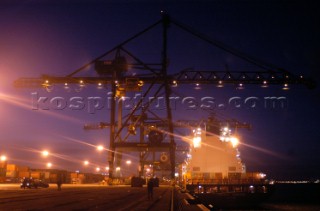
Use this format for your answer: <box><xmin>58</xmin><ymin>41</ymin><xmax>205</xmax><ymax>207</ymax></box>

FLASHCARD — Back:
<box><xmin>14</xmin><ymin>14</ymin><xmax>315</xmax><ymax>179</ymax></box>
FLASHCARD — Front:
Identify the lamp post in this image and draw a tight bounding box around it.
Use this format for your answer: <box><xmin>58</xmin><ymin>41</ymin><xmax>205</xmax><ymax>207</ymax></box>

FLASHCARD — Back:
<box><xmin>0</xmin><ymin>155</ymin><xmax>7</xmax><ymax>177</ymax></box>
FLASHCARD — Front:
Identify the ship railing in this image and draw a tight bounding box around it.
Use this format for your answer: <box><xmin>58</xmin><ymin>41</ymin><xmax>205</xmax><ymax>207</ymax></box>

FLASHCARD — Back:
<box><xmin>186</xmin><ymin>178</ymin><xmax>267</xmax><ymax>185</ymax></box>
<box><xmin>185</xmin><ymin>180</ymin><xmax>271</xmax><ymax>194</ymax></box>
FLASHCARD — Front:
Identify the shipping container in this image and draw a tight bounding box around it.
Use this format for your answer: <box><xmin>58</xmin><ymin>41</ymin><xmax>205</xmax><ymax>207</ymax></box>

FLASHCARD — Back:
<box><xmin>30</xmin><ymin>172</ymin><xmax>40</xmax><ymax>179</ymax></box>
<box><xmin>6</xmin><ymin>164</ymin><xmax>17</xmax><ymax>171</ymax></box>
<box><xmin>19</xmin><ymin>171</ymin><xmax>30</xmax><ymax>178</ymax></box>
<box><xmin>0</xmin><ymin>168</ymin><xmax>6</xmax><ymax>177</ymax></box>
<box><xmin>6</xmin><ymin>170</ymin><xmax>17</xmax><ymax>178</ymax></box>
<box><xmin>17</xmin><ymin>166</ymin><xmax>29</xmax><ymax>172</ymax></box>
<box><xmin>0</xmin><ymin>162</ymin><xmax>7</xmax><ymax>169</ymax></box>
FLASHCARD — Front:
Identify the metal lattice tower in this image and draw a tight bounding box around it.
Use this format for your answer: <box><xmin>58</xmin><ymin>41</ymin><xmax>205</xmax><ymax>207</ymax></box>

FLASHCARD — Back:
<box><xmin>14</xmin><ymin>14</ymin><xmax>315</xmax><ymax>179</ymax></box>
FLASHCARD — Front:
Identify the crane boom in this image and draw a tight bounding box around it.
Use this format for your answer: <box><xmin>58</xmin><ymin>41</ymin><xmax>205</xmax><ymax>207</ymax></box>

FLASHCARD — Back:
<box><xmin>13</xmin><ymin>14</ymin><xmax>316</xmax><ymax>180</ymax></box>
<box><xmin>14</xmin><ymin>69</ymin><xmax>314</xmax><ymax>89</ymax></box>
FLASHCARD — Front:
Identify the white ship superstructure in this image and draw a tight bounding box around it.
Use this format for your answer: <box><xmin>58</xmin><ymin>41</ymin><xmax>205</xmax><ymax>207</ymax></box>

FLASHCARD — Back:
<box><xmin>183</xmin><ymin>126</ymin><xmax>246</xmax><ymax>183</ymax></box>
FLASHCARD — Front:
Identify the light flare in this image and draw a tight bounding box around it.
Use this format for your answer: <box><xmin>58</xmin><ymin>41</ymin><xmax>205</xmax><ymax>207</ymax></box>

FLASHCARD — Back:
<box><xmin>0</xmin><ymin>92</ymin><xmax>84</xmax><ymax>125</ymax></box>
<box><xmin>241</xmin><ymin>142</ymin><xmax>292</xmax><ymax>160</ymax></box>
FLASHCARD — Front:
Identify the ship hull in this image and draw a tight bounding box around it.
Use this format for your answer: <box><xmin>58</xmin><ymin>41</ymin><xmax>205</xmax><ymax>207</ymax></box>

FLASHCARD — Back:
<box><xmin>186</xmin><ymin>183</ymin><xmax>275</xmax><ymax>209</ymax></box>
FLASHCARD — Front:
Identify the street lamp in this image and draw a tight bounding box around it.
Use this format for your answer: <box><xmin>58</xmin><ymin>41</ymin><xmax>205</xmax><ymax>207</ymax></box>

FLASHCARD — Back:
<box><xmin>0</xmin><ymin>155</ymin><xmax>7</xmax><ymax>162</ymax></box>
<box><xmin>46</xmin><ymin>162</ymin><xmax>52</xmax><ymax>168</ymax></box>
<box><xmin>126</xmin><ymin>160</ymin><xmax>131</xmax><ymax>165</ymax></box>
<box><xmin>42</xmin><ymin>150</ymin><xmax>49</xmax><ymax>157</ymax></box>
<box><xmin>0</xmin><ymin>155</ymin><xmax>7</xmax><ymax>177</ymax></box>
<box><xmin>97</xmin><ymin>145</ymin><xmax>104</xmax><ymax>151</ymax></box>
<box><xmin>83</xmin><ymin>160</ymin><xmax>89</xmax><ymax>166</ymax></box>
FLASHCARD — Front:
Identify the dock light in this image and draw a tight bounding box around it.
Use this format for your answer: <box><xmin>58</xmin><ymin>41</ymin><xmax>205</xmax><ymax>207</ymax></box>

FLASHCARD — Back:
<box><xmin>42</xmin><ymin>80</ymin><xmax>50</xmax><ymax>88</ymax></box>
<box><xmin>96</xmin><ymin>167</ymin><xmax>100</xmax><ymax>172</ymax></box>
<box><xmin>194</xmin><ymin>83</ymin><xmax>201</xmax><ymax>90</ymax></box>
<box><xmin>193</xmin><ymin>127</ymin><xmax>202</xmax><ymax>148</ymax></box>
<box><xmin>249</xmin><ymin>185</ymin><xmax>255</xmax><ymax>193</ymax></box>
<box><xmin>138</xmin><ymin>80</ymin><xmax>144</xmax><ymax>87</ymax></box>
<box><xmin>42</xmin><ymin>150</ymin><xmax>49</xmax><ymax>157</ymax></box>
<box><xmin>259</xmin><ymin>173</ymin><xmax>266</xmax><ymax>179</ymax></box>
<box><xmin>42</xmin><ymin>80</ymin><xmax>54</xmax><ymax>92</ymax></box>
<box><xmin>46</xmin><ymin>162</ymin><xmax>52</xmax><ymax>168</ymax></box>
<box><xmin>97</xmin><ymin>145</ymin><xmax>104</xmax><ymax>151</ymax></box>
<box><xmin>105</xmin><ymin>166</ymin><xmax>109</xmax><ymax>171</ymax></box>
<box><xmin>237</xmin><ymin>83</ymin><xmax>244</xmax><ymax>90</ymax></box>
<box><xmin>261</xmin><ymin>80</ymin><xmax>268</xmax><ymax>88</ymax></box>
<box><xmin>282</xmin><ymin>83</ymin><xmax>290</xmax><ymax>90</ymax></box>
<box><xmin>193</xmin><ymin>136</ymin><xmax>201</xmax><ymax>148</ymax></box>
<box><xmin>76</xmin><ymin>80</ymin><xmax>85</xmax><ymax>89</ymax></box>
<box><xmin>236</xmin><ymin>150</ymin><xmax>241</xmax><ymax>158</ymax></box>
<box><xmin>216</xmin><ymin>80</ymin><xmax>224</xmax><ymax>88</ymax></box>
<box><xmin>0</xmin><ymin>155</ymin><xmax>7</xmax><ymax>162</ymax></box>
<box><xmin>230</xmin><ymin>137</ymin><xmax>239</xmax><ymax>148</ymax></box>
<box><xmin>83</xmin><ymin>160</ymin><xmax>89</xmax><ymax>166</ymax></box>
<box><xmin>171</xmin><ymin>80</ymin><xmax>178</xmax><ymax>87</ymax></box>
<box><xmin>126</xmin><ymin>160</ymin><xmax>132</xmax><ymax>165</ymax></box>
<box><xmin>97</xmin><ymin>82</ymin><xmax>103</xmax><ymax>89</ymax></box>
<box><xmin>116</xmin><ymin>167</ymin><xmax>121</xmax><ymax>171</ymax></box>
<box><xmin>62</xmin><ymin>82</ymin><xmax>71</xmax><ymax>92</ymax></box>
<box><xmin>128</xmin><ymin>124</ymin><xmax>136</xmax><ymax>135</ymax></box>
<box><xmin>74</xmin><ymin>80</ymin><xmax>85</xmax><ymax>92</ymax></box>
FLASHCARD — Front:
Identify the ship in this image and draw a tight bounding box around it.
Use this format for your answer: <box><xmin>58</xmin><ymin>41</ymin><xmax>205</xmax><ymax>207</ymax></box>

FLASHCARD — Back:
<box><xmin>178</xmin><ymin>117</ymin><xmax>274</xmax><ymax>209</ymax></box>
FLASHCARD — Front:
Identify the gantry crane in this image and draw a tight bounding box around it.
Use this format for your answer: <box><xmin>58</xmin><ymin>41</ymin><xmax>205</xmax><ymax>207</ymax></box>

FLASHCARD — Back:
<box><xmin>14</xmin><ymin>14</ymin><xmax>315</xmax><ymax>179</ymax></box>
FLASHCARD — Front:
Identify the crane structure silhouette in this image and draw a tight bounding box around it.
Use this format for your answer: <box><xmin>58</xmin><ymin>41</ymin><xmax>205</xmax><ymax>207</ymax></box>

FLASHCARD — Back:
<box><xmin>14</xmin><ymin>14</ymin><xmax>315</xmax><ymax>179</ymax></box>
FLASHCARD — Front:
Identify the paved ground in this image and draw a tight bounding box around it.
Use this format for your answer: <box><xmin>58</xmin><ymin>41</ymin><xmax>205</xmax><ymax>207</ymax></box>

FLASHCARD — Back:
<box><xmin>0</xmin><ymin>184</ymin><xmax>174</xmax><ymax>211</ymax></box>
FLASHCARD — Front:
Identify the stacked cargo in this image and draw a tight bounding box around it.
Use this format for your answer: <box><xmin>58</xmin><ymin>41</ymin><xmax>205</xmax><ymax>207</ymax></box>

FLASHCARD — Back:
<box><xmin>6</xmin><ymin>164</ymin><xmax>17</xmax><ymax>178</ymax></box>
